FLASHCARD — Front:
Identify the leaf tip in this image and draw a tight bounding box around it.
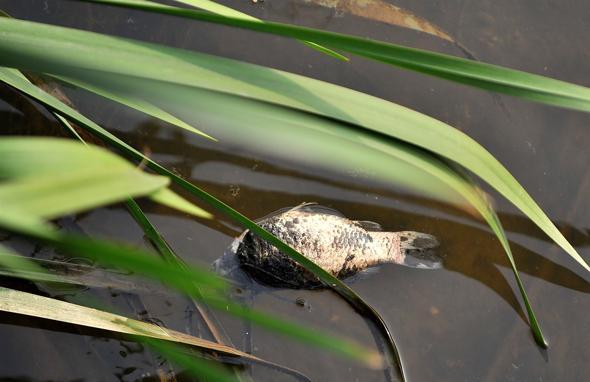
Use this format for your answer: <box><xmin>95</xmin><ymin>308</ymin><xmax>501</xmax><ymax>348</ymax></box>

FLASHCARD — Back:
<box><xmin>533</xmin><ymin>330</ymin><xmax>549</xmax><ymax>349</ymax></box>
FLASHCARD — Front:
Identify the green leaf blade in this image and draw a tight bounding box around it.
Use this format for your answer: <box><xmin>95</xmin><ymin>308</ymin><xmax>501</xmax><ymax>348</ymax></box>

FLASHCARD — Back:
<box><xmin>0</xmin><ymin>168</ymin><xmax>168</xmax><ymax>219</ymax></box>
<box><xmin>169</xmin><ymin>0</ymin><xmax>348</xmax><ymax>61</ymax></box>
<box><xmin>0</xmin><ymin>11</ymin><xmax>573</xmax><ymax>352</ymax></box>
<box><xmin>53</xmin><ymin>74</ymin><xmax>217</xmax><ymax>141</ymax></box>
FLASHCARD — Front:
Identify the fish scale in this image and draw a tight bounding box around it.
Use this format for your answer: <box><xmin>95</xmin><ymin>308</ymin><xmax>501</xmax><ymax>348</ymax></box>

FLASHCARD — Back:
<box><xmin>233</xmin><ymin>203</ymin><xmax>441</xmax><ymax>288</ymax></box>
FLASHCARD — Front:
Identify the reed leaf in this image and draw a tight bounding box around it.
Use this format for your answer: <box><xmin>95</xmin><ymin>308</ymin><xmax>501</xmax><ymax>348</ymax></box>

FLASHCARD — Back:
<box><xmin>0</xmin><ymin>252</ymin><xmax>177</xmax><ymax>293</ymax></box>
<box><xmin>1</xmin><ymin>54</ymin><xmax>409</xmax><ymax>374</ymax></box>
<box><xmin>125</xmin><ymin>198</ymin><xmax>239</xmax><ymax>348</ymax></box>
<box><xmin>1</xmin><ymin>227</ymin><xmax>384</xmax><ymax>369</ymax></box>
<box><xmin>0</xmin><ymin>286</ymin><xmax>256</xmax><ymax>360</ymax></box>
<box><xmin>0</xmin><ymin>15</ymin><xmax>585</xmax><ymax>278</ymax></box>
<box><xmin>0</xmin><ymin>168</ymin><xmax>166</xmax><ymax>218</ymax></box>
<box><xmin>0</xmin><ymin>139</ymin><xmax>384</xmax><ymax>367</ymax></box>
<box><xmin>85</xmin><ymin>0</ymin><xmax>590</xmax><ymax>112</ymax></box>
<box><xmin>58</xmin><ymin>0</ymin><xmax>590</xmax><ymax>273</ymax></box>
<box><xmin>0</xmin><ymin>247</ymin><xmax>312</xmax><ymax>381</ymax></box>
<box><xmin>52</xmin><ymin>75</ymin><xmax>216</xmax><ymax>141</ymax></box>
<box><xmin>0</xmin><ymin>245</ymin><xmax>60</xmax><ymax>282</ymax></box>
<box><xmin>0</xmin><ymin>134</ymin><xmax>211</xmax><ymax>219</ymax></box>
<box><xmin>0</xmin><ymin>225</ymin><xmax>227</xmax><ymax>294</ymax></box>
<box><xmin>134</xmin><ymin>336</ymin><xmax>238</xmax><ymax>382</ymax></box>
<box><xmin>0</xmin><ymin>17</ymin><xmax>552</xmax><ymax>352</ymax></box>
<box><xmin>169</xmin><ymin>0</ymin><xmax>348</xmax><ymax>61</ymax></box>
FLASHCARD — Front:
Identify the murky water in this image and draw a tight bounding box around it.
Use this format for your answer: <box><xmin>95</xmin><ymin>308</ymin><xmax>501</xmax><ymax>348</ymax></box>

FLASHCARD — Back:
<box><xmin>1</xmin><ymin>0</ymin><xmax>590</xmax><ymax>381</ymax></box>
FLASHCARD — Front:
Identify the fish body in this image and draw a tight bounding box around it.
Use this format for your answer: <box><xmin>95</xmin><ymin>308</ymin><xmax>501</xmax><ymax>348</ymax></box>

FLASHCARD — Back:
<box><xmin>233</xmin><ymin>203</ymin><xmax>440</xmax><ymax>288</ymax></box>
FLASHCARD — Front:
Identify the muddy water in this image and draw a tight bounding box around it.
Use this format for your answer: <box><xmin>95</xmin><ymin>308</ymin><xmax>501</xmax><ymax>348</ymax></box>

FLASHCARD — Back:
<box><xmin>1</xmin><ymin>0</ymin><xmax>590</xmax><ymax>381</ymax></box>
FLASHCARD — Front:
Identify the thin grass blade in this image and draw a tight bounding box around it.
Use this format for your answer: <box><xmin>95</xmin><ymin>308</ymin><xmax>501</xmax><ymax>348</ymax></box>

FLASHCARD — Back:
<box><xmin>169</xmin><ymin>0</ymin><xmax>348</xmax><ymax>61</ymax></box>
<box><xmin>53</xmin><ymin>74</ymin><xmax>216</xmax><ymax>140</ymax></box>
<box><xmin>0</xmin><ymin>168</ymin><xmax>168</xmax><ymax>219</ymax></box>
<box><xmin>58</xmin><ymin>235</ymin><xmax>227</xmax><ymax>291</ymax></box>
<box><xmin>135</xmin><ymin>336</ymin><xmax>238</xmax><ymax>382</ymax></box>
<box><xmin>125</xmin><ymin>198</ymin><xmax>235</xmax><ymax>346</ymax></box>
<box><xmin>0</xmin><ymin>286</ymin><xmax>255</xmax><ymax>359</ymax></box>
<box><xmin>0</xmin><ymin>244</ymin><xmax>63</xmax><ymax>282</ymax></box>
<box><xmin>0</xmin><ymin>134</ymin><xmax>211</xmax><ymax>219</ymax></box>
<box><xmin>46</xmin><ymin>233</ymin><xmax>385</xmax><ymax>368</ymax></box>
<box><xmin>0</xmin><ymin>247</ymin><xmax>310</xmax><ymax>380</ymax></box>
<box><xmin>84</xmin><ymin>0</ymin><xmax>590</xmax><ymax>112</ymax></box>
<box><xmin>0</xmin><ymin>30</ymin><xmax>552</xmax><ymax>362</ymax></box>
<box><xmin>0</xmin><ymin>17</ymin><xmax>585</xmax><ymax>277</ymax></box>
<box><xmin>149</xmin><ymin>188</ymin><xmax>213</xmax><ymax>219</ymax></box>
<box><xmin>0</xmin><ymin>62</ymin><xmax>405</xmax><ymax>373</ymax></box>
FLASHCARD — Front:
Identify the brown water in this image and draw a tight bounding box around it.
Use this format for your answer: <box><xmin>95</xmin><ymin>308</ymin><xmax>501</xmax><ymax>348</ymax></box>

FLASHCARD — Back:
<box><xmin>1</xmin><ymin>0</ymin><xmax>590</xmax><ymax>381</ymax></box>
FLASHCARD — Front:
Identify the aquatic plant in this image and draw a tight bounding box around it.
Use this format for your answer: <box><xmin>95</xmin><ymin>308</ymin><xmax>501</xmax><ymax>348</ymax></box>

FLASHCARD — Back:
<box><xmin>1</xmin><ymin>0</ymin><xmax>589</xmax><ymax>380</ymax></box>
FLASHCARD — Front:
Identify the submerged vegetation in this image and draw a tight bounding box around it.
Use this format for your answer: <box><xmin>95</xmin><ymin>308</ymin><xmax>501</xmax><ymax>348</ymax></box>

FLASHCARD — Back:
<box><xmin>0</xmin><ymin>0</ymin><xmax>589</xmax><ymax>380</ymax></box>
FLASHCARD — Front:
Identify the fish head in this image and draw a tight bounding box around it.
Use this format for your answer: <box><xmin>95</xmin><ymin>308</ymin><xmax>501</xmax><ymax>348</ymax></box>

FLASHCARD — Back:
<box><xmin>212</xmin><ymin>231</ymin><xmax>256</xmax><ymax>288</ymax></box>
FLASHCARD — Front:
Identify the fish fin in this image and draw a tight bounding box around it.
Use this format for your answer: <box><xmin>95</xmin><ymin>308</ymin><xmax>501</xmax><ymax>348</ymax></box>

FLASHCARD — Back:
<box><xmin>255</xmin><ymin>202</ymin><xmax>322</xmax><ymax>222</ymax></box>
<box><xmin>398</xmin><ymin>231</ymin><xmax>442</xmax><ymax>270</ymax></box>
<box><xmin>255</xmin><ymin>206</ymin><xmax>295</xmax><ymax>222</ymax></box>
<box><xmin>256</xmin><ymin>203</ymin><xmax>345</xmax><ymax>223</ymax></box>
<box><xmin>295</xmin><ymin>203</ymin><xmax>345</xmax><ymax>217</ymax></box>
<box><xmin>353</xmin><ymin>220</ymin><xmax>383</xmax><ymax>231</ymax></box>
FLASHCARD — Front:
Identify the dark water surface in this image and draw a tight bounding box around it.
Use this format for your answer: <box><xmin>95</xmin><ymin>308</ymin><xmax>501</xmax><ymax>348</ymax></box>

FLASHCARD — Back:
<box><xmin>1</xmin><ymin>0</ymin><xmax>590</xmax><ymax>381</ymax></box>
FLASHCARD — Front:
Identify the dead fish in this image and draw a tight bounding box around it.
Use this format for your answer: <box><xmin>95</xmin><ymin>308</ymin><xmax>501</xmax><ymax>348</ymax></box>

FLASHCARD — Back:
<box><xmin>216</xmin><ymin>203</ymin><xmax>441</xmax><ymax>289</ymax></box>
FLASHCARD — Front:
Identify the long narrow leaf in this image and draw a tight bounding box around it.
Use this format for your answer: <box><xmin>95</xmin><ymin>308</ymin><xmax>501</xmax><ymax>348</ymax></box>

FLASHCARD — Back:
<box><xmin>0</xmin><ymin>57</ymin><xmax>408</xmax><ymax>374</ymax></box>
<box><xmin>0</xmin><ymin>168</ymin><xmax>167</xmax><ymax>219</ymax></box>
<box><xmin>125</xmin><ymin>198</ymin><xmax>233</xmax><ymax>346</ymax></box>
<box><xmin>0</xmin><ymin>248</ymin><xmax>310</xmax><ymax>381</ymax></box>
<box><xmin>85</xmin><ymin>0</ymin><xmax>590</xmax><ymax>112</ymax></box>
<box><xmin>0</xmin><ymin>286</ymin><xmax>255</xmax><ymax>360</ymax></box>
<box><xmin>0</xmin><ymin>245</ymin><xmax>63</xmax><ymax>282</ymax></box>
<box><xmin>0</xmin><ymin>224</ymin><xmax>227</xmax><ymax>292</ymax></box>
<box><xmin>169</xmin><ymin>0</ymin><xmax>348</xmax><ymax>61</ymax></box>
<box><xmin>0</xmin><ymin>135</ymin><xmax>212</xmax><ymax>219</ymax></box>
<box><xmin>0</xmin><ymin>23</ymin><xmax>550</xmax><ymax>354</ymax></box>
<box><xmin>55</xmin><ymin>234</ymin><xmax>384</xmax><ymax>369</ymax></box>
<box><xmin>52</xmin><ymin>74</ymin><xmax>216</xmax><ymax>140</ymax></box>
<box><xmin>134</xmin><ymin>336</ymin><xmax>238</xmax><ymax>382</ymax></box>
<box><xmin>0</xmin><ymin>16</ymin><xmax>584</xmax><ymax>277</ymax></box>
<box><xmin>0</xmin><ymin>252</ymin><xmax>182</xmax><ymax>293</ymax></box>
